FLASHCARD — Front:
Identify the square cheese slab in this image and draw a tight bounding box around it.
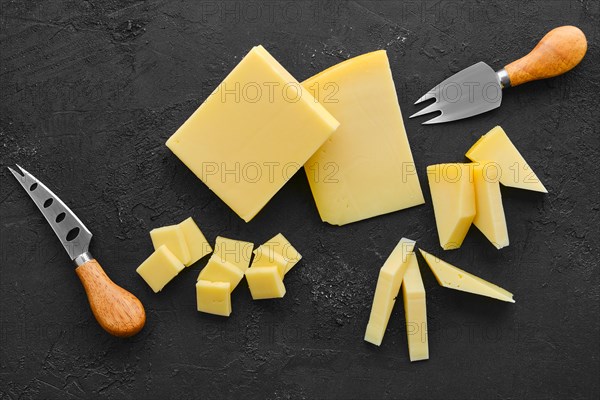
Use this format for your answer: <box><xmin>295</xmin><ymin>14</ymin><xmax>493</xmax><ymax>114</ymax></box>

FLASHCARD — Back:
<box><xmin>302</xmin><ymin>50</ymin><xmax>424</xmax><ymax>225</ymax></box>
<box><xmin>213</xmin><ymin>236</ymin><xmax>253</xmax><ymax>273</ymax></box>
<box><xmin>136</xmin><ymin>245</ymin><xmax>185</xmax><ymax>293</ymax></box>
<box><xmin>150</xmin><ymin>224</ymin><xmax>191</xmax><ymax>265</ymax></box>
<box><xmin>179</xmin><ymin>217</ymin><xmax>212</xmax><ymax>266</ymax></box>
<box><xmin>251</xmin><ymin>233</ymin><xmax>302</xmax><ymax>278</ymax></box>
<box><xmin>196</xmin><ymin>280</ymin><xmax>232</xmax><ymax>317</ymax></box>
<box><xmin>245</xmin><ymin>266</ymin><xmax>286</xmax><ymax>300</ymax></box>
<box><xmin>166</xmin><ymin>45</ymin><xmax>340</xmax><ymax>222</ymax></box>
<box><xmin>197</xmin><ymin>257</ymin><xmax>244</xmax><ymax>292</ymax></box>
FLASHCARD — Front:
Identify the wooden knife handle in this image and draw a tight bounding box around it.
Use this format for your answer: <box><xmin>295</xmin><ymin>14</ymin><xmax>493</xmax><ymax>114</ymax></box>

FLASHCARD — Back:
<box><xmin>76</xmin><ymin>259</ymin><xmax>146</xmax><ymax>337</ymax></box>
<box><xmin>504</xmin><ymin>26</ymin><xmax>587</xmax><ymax>87</ymax></box>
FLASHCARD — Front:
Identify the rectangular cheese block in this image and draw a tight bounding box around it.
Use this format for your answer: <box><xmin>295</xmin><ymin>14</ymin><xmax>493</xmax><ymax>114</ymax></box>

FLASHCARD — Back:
<box><xmin>364</xmin><ymin>238</ymin><xmax>416</xmax><ymax>346</ymax></box>
<box><xmin>473</xmin><ymin>163</ymin><xmax>509</xmax><ymax>249</ymax></box>
<box><xmin>427</xmin><ymin>163</ymin><xmax>476</xmax><ymax>250</ymax></box>
<box><xmin>251</xmin><ymin>233</ymin><xmax>302</xmax><ymax>278</ymax></box>
<box><xmin>466</xmin><ymin>126</ymin><xmax>547</xmax><ymax>193</ymax></box>
<box><xmin>150</xmin><ymin>224</ymin><xmax>191</xmax><ymax>265</ymax></box>
<box><xmin>166</xmin><ymin>45</ymin><xmax>340</xmax><ymax>222</ymax></box>
<box><xmin>402</xmin><ymin>255</ymin><xmax>429</xmax><ymax>362</ymax></box>
<box><xmin>302</xmin><ymin>51</ymin><xmax>424</xmax><ymax>225</ymax></box>
<box><xmin>196</xmin><ymin>280</ymin><xmax>232</xmax><ymax>317</ymax></box>
<box><xmin>197</xmin><ymin>257</ymin><xmax>244</xmax><ymax>292</ymax></box>
<box><xmin>420</xmin><ymin>249</ymin><xmax>515</xmax><ymax>303</ymax></box>
<box><xmin>136</xmin><ymin>245</ymin><xmax>185</xmax><ymax>293</ymax></box>
<box><xmin>245</xmin><ymin>266</ymin><xmax>286</xmax><ymax>300</ymax></box>
<box><xmin>213</xmin><ymin>236</ymin><xmax>253</xmax><ymax>273</ymax></box>
<box><xmin>179</xmin><ymin>217</ymin><xmax>213</xmax><ymax>266</ymax></box>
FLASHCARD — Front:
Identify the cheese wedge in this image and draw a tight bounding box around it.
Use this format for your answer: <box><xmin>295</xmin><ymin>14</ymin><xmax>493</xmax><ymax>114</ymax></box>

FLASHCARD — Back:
<box><xmin>402</xmin><ymin>256</ymin><xmax>428</xmax><ymax>362</ymax></box>
<box><xmin>466</xmin><ymin>126</ymin><xmax>547</xmax><ymax>193</ymax></box>
<box><xmin>251</xmin><ymin>233</ymin><xmax>302</xmax><ymax>278</ymax></box>
<box><xmin>419</xmin><ymin>249</ymin><xmax>515</xmax><ymax>303</ymax></box>
<box><xmin>245</xmin><ymin>266</ymin><xmax>286</xmax><ymax>300</ymax></box>
<box><xmin>302</xmin><ymin>50</ymin><xmax>424</xmax><ymax>226</ymax></box>
<box><xmin>196</xmin><ymin>280</ymin><xmax>231</xmax><ymax>317</ymax></box>
<box><xmin>178</xmin><ymin>217</ymin><xmax>212</xmax><ymax>266</ymax></box>
<box><xmin>427</xmin><ymin>163</ymin><xmax>476</xmax><ymax>250</ymax></box>
<box><xmin>364</xmin><ymin>238</ymin><xmax>417</xmax><ymax>346</ymax></box>
<box><xmin>212</xmin><ymin>236</ymin><xmax>253</xmax><ymax>273</ymax></box>
<box><xmin>473</xmin><ymin>163</ymin><xmax>509</xmax><ymax>249</ymax></box>
<box><xmin>150</xmin><ymin>225</ymin><xmax>191</xmax><ymax>265</ymax></box>
<box><xmin>136</xmin><ymin>245</ymin><xmax>185</xmax><ymax>293</ymax></box>
<box><xmin>166</xmin><ymin>45</ymin><xmax>339</xmax><ymax>222</ymax></box>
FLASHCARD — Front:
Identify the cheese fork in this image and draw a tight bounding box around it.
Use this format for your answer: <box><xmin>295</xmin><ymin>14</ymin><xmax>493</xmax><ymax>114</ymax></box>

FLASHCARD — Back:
<box><xmin>8</xmin><ymin>165</ymin><xmax>146</xmax><ymax>337</ymax></box>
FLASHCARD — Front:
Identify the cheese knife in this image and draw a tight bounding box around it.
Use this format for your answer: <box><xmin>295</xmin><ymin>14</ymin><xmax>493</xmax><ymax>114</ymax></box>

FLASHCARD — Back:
<box><xmin>410</xmin><ymin>26</ymin><xmax>587</xmax><ymax>124</ymax></box>
<box><xmin>8</xmin><ymin>165</ymin><xmax>146</xmax><ymax>337</ymax></box>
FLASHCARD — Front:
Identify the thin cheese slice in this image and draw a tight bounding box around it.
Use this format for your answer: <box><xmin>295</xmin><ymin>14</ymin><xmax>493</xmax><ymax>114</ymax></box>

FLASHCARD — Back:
<box><xmin>251</xmin><ymin>233</ymin><xmax>302</xmax><ymax>278</ymax></box>
<box><xmin>150</xmin><ymin>225</ymin><xmax>191</xmax><ymax>265</ymax></box>
<box><xmin>302</xmin><ymin>50</ymin><xmax>424</xmax><ymax>226</ymax></box>
<box><xmin>402</xmin><ymin>256</ymin><xmax>428</xmax><ymax>362</ymax></box>
<box><xmin>427</xmin><ymin>163</ymin><xmax>476</xmax><ymax>250</ymax></box>
<box><xmin>473</xmin><ymin>163</ymin><xmax>509</xmax><ymax>249</ymax></box>
<box><xmin>197</xmin><ymin>257</ymin><xmax>244</xmax><ymax>293</ymax></box>
<box><xmin>179</xmin><ymin>217</ymin><xmax>212</xmax><ymax>266</ymax></box>
<box><xmin>466</xmin><ymin>126</ymin><xmax>547</xmax><ymax>193</ymax></box>
<box><xmin>136</xmin><ymin>245</ymin><xmax>185</xmax><ymax>293</ymax></box>
<box><xmin>419</xmin><ymin>249</ymin><xmax>515</xmax><ymax>303</ymax></box>
<box><xmin>212</xmin><ymin>236</ymin><xmax>253</xmax><ymax>273</ymax></box>
<box><xmin>365</xmin><ymin>238</ymin><xmax>416</xmax><ymax>346</ymax></box>
<box><xmin>166</xmin><ymin>45</ymin><xmax>339</xmax><ymax>222</ymax></box>
<box><xmin>245</xmin><ymin>266</ymin><xmax>286</xmax><ymax>300</ymax></box>
<box><xmin>196</xmin><ymin>280</ymin><xmax>231</xmax><ymax>317</ymax></box>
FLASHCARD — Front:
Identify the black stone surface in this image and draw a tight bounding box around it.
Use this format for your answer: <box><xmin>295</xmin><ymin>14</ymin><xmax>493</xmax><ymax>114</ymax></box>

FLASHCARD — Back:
<box><xmin>1</xmin><ymin>1</ymin><xmax>599</xmax><ymax>399</ymax></box>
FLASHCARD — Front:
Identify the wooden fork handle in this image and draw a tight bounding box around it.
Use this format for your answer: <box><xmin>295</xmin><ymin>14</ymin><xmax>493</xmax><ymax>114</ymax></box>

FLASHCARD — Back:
<box><xmin>503</xmin><ymin>26</ymin><xmax>587</xmax><ymax>87</ymax></box>
<box><xmin>76</xmin><ymin>258</ymin><xmax>146</xmax><ymax>337</ymax></box>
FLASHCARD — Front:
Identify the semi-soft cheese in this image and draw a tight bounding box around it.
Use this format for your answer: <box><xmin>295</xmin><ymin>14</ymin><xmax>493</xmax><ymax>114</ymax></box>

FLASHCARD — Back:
<box><xmin>365</xmin><ymin>238</ymin><xmax>417</xmax><ymax>346</ymax></box>
<box><xmin>166</xmin><ymin>45</ymin><xmax>339</xmax><ymax>222</ymax></box>
<box><xmin>302</xmin><ymin>51</ymin><xmax>424</xmax><ymax>225</ymax></box>
<box><xmin>420</xmin><ymin>249</ymin><xmax>515</xmax><ymax>303</ymax></box>
<box><xmin>136</xmin><ymin>245</ymin><xmax>185</xmax><ymax>293</ymax></box>
<box><xmin>427</xmin><ymin>163</ymin><xmax>476</xmax><ymax>250</ymax></box>
<box><xmin>150</xmin><ymin>224</ymin><xmax>191</xmax><ymax>265</ymax></box>
<box><xmin>402</xmin><ymin>255</ymin><xmax>428</xmax><ymax>362</ymax></box>
<box><xmin>466</xmin><ymin>126</ymin><xmax>547</xmax><ymax>193</ymax></box>
<box><xmin>250</xmin><ymin>233</ymin><xmax>302</xmax><ymax>278</ymax></box>
<box><xmin>212</xmin><ymin>236</ymin><xmax>253</xmax><ymax>273</ymax></box>
<box><xmin>245</xmin><ymin>266</ymin><xmax>286</xmax><ymax>300</ymax></box>
<box><xmin>196</xmin><ymin>280</ymin><xmax>231</xmax><ymax>316</ymax></box>
<box><xmin>473</xmin><ymin>163</ymin><xmax>509</xmax><ymax>249</ymax></box>
<box><xmin>179</xmin><ymin>217</ymin><xmax>212</xmax><ymax>266</ymax></box>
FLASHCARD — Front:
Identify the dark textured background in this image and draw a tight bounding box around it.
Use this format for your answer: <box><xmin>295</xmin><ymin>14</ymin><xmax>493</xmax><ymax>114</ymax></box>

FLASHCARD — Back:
<box><xmin>1</xmin><ymin>1</ymin><xmax>599</xmax><ymax>399</ymax></box>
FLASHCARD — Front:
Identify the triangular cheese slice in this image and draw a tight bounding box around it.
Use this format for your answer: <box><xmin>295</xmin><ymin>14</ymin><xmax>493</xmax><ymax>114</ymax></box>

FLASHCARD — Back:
<box><xmin>466</xmin><ymin>126</ymin><xmax>547</xmax><ymax>193</ymax></box>
<box><xmin>472</xmin><ymin>163</ymin><xmax>509</xmax><ymax>249</ymax></box>
<box><xmin>419</xmin><ymin>249</ymin><xmax>515</xmax><ymax>303</ymax></box>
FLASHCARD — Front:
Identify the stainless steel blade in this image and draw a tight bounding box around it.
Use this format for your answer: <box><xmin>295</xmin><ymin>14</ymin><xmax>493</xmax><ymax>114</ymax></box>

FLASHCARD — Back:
<box><xmin>410</xmin><ymin>62</ymin><xmax>503</xmax><ymax>124</ymax></box>
<box><xmin>8</xmin><ymin>165</ymin><xmax>93</xmax><ymax>260</ymax></box>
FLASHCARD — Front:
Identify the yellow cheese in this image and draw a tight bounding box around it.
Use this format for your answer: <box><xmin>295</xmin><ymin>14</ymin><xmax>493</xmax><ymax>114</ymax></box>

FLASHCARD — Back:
<box><xmin>213</xmin><ymin>236</ymin><xmax>253</xmax><ymax>273</ymax></box>
<box><xmin>402</xmin><ymin>255</ymin><xmax>428</xmax><ymax>362</ymax></box>
<box><xmin>196</xmin><ymin>280</ymin><xmax>231</xmax><ymax>317</ymax></box>
<box><xmin>419</xmin><ymin>249</ymin><xmax>515</xmax><ymax>303</ymax></box>
<box><xmin>136</xmin><ymin>245</ymin><xmax>185</xmax><ymax>293</ymax></box>
<box><xmin>197</xmin><ymin>257</ymin><xmax>244</xmax><ymax>292</ymax></box>
<box><xmin>466</xmin><ymin>126</ymin><xmax>547</xmax><ymax>193</ymax></box>
<box><xmin>364</xmin><ymin>238</ymin><xmax>416</xmax><ymax>346</ymax></box>
<box><xmin>250</xmin><ymin>233</ymin><xmax>302</xmax><ymax>278</ymax></box>
<box><xmin>166</xmin><ymin>45</ymin><xmax>340</xmax><ymax>222</ymax></box>
<box><xmin>150</xmin><ymin>224</ymin><xmax>191</xmax><ymax>265</ymax></box>
<box><xmin>427</xmin><ymin>163</ymin><xmax>476</xmax><ymax>250</ymax></box>
<box><xmin>245</xmin><ymin>266</ymin><xmax>286</xmax><ymax>300</ymax></box>
<box><xmin>473</xmin><ymin>163</ymin><xmax>509</xmax><ymax>249</ymax></box>
<box><xmin>178</xmin><ymin>217</ymin><xmax>212</xmax><ymax>266</ymax></box>
<box><xmin>302</xmin><ymin>51</ymin><xmax>424</xmax><ymax>225</ymax></box>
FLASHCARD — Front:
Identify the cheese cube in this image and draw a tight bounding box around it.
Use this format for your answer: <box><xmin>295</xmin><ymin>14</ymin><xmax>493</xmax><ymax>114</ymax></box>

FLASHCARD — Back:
<box><xmin>473</xmin><ymin>163</ymin><xmax>509</xmax><ymax>249</ymax></box>
<box><xmin>178</xmin><ymin>217</ymin><xmax>212</xmax><ymax>266</ymax></box>
<box><xmin>402</xmin><ymin>256</ymin><xmax>428</xmax><ymax>362</ymax></box>
<box><xmin>427</xmin><ymin>163</ymin><xmax>476</xmax><ymax>250</ymax></box>
<box><xmin>251</xmin><ymin>233</ymin><xmax>302</xmax><ymax>278</ymax></box>
<box><xmin>302</xmin><ymin>50</ymin><xmax>424</xmax><ymax>225</ymax></box>
<box><xmin>245</xmin><ymin>266</ymin><xmax>286</xmax><ymax>300</ymax></box>
<box><xmin>213</xmin><ymin>236</ymin><xmax>253</xmax><ymax>273</ymax></box>
<box><xmin>466</xmin><ymin>126</ymin><xmax>547</xmax><ymax>193</ymax></box>
<box><xmin>166</xmin><ymin>45</ymin><xmax>339</xmax><ymax>222</ymax></box>
<box><xmin>196</xmin><ymin>280</ymin><xmax>232</xmax><ymax>316</ymax></box>
<box><xmin>364</xmin><ymin>238</ymin><xmax>416</xmax><ymax>346</ymax></box>
<box><xmin>136</xmin><ymin>245</ymin><xmax>185</xmax><ymax>293</ymax></box>
<box><xmin>197</xmin><ymin>257</ymin><xmax>244</xmax><ymax>293</ymax></box>
<box><xmin>150</xmin><ymin>224</ymin><xmax>191</xmax><ymax>265</ymax></box>
<box><xmin>420</xmin><ymin>249</ymin><xmax>515</xmax><ymax>303</ymax></box>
